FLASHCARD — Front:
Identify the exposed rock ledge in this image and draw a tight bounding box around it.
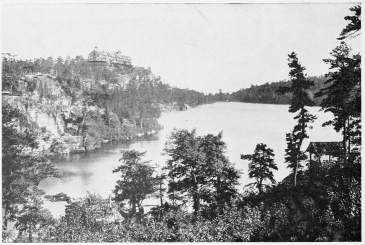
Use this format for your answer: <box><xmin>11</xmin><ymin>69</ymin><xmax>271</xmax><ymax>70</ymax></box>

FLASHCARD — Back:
<box><xmin>5</xmin><ymin>95</ymin><xmax>183</xmax><ymax>157</ymax></box>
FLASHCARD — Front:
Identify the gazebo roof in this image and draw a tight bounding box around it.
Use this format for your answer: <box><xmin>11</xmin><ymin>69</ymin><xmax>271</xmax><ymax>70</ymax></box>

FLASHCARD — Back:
<box><xmin>306</xmin><ymin>142</ymin><xmax>342</xmax><ymax>155</ymax></box>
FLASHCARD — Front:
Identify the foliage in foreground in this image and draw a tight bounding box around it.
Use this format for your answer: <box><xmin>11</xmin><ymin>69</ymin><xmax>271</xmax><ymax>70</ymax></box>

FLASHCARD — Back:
<box><xmin>113</xmin><ymin>150</ymin><xmax>158</xmax><ymax>215</ymax></box>
<box><xmin>17</xmin><ymin>195</ymin><xmax>261</xmax><ymax>242</ymax></box>
<box><xmin>243</xmin><ymin>156</ymin><xmax>361</xmax><ymax>242</ymax></box>
<box><xmin>2</xmin><ymin>104</ymin><xmax>60</xmax><ymax>242</ymax></box>
<box><xmin>163</xmin><ymin>129</ymin><xmax>241</xmax><ymax>218</ymax></box>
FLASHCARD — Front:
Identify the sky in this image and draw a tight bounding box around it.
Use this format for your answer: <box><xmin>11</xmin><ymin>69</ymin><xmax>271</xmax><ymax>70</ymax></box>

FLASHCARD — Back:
<box><xmin>1</xmin><ymin>2</ymin><xmax>361</xmax><ymax>94</ymax></box>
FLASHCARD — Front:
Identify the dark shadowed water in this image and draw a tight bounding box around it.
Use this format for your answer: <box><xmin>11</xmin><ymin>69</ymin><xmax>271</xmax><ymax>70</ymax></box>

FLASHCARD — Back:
<box><xmin>39</xmin><ymin>102</ymin><xmax>340</xmax><ymax>216</ymax></box>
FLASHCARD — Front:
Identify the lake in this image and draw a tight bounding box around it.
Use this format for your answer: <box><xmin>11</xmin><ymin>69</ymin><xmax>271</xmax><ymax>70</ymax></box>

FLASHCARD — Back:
<box><xmin>40</xmin><ymin>102</ymin><xmax>340</xmax><ymax>216</ymax></box>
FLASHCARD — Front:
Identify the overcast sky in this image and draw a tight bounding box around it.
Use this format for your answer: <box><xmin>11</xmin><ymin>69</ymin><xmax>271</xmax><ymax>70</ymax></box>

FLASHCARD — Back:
<box><xmin>2</xmin><ymin>3</ymin><xmax>361</xmax><ymax>94</ymax></box>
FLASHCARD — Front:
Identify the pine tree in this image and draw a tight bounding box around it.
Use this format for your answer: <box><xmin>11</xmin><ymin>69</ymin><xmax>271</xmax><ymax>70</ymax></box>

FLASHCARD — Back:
<box><xmin>112</xmin><ymin>150</ymin><xmax>158</xmax><ymax>216</ymax></box>
<box><xmin>199</xmin><ymin>132</ymin><xmax>240</xmax><ymax>216</ymax></box>
<box><xmin>163</xmin><ymin>130</ymin><xmax>240</xmax><ymax>217</ymax></box>
<box><xmin>163</xmin><ymin>129</ymin><xmax>203</xmax><ymax>216</ymax></box>
<box><xmin>315</xmin><ymin>43</ymin><xmax>361</xmax><ymax>159</ymax></box>
<box><xmin>338</xmin><ymin>5</ymin><xmax>361</xmax><ymax>40</ymax></box>
<box><xmin>277</xmin><ymin>53</ymin><xmax>316</xmax><ymax>186</ymax></box>
<box><xmin>316</xmin><ymin>4</ymin><xmax>361</xmax><ymax>158</ymax></box>
<box><xmin>241</xmin><ymin>143</ymin><xmax>277</xmax><ymax>194</ymax></box>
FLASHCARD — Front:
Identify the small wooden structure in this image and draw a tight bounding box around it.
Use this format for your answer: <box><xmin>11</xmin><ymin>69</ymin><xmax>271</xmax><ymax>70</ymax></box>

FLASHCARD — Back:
<box><xmin>306</xmin><ymin>141</ymin><xmax>342</xmax><ymax>163</ymax></box>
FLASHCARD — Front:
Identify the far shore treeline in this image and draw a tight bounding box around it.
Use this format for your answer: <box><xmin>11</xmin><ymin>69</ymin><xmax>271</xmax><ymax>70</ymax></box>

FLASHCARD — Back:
<box><xmin>2</xmin><ymin>5</ymin><xmax>361</xmax><ymax>242</ymax></box>
<box><xmin>2</xmin><ymin>52</ymin><xmax>330</xmax><ymax>106</ymax></box>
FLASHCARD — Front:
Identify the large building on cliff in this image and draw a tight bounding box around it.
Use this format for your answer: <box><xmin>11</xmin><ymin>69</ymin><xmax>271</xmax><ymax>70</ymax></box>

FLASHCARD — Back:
<box><xmin>88</xmin><ymin>46</ymin><xmax>132</xmax><ymax>66</ymax></box>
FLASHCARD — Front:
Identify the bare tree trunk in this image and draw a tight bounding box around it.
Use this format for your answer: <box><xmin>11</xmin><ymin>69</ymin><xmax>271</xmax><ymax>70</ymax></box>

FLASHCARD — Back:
<box><xmin>78</xmin><ymin>110</ymin><xmax>87</xmax><ymax>136</ymax></box>
<box><xmin>3</xmin><ymin>202</ymin><xmax>9</xmax><ymax>231</ymax></box>
<box><xmin>131</xmin><ymin>198</ymin><xmax>136</xmax><ymax>215</ymax></box>
<box><xmin>217</xmin><ymin>176</ymin><xmax>223</xmax><ymax>215</ymax></box>
<box><xmin>28</xmin><ymin>223</ymin><xmax>33</xmax><ymax>242</ymax></box>
<box><xmin>343</xmin><ymin>119</ymin><xmax>347</xmax><ymax>160</ymax></box>
<box><xmin>294</xmin><ymin>159</ymin><xmax>299</xmax><ymax>187</ymax></box>
<box><xmin>293</xmin><ymin>109</ymin><xmax>306</xmax><ymax>187</ymax></box>
<box><xmin>192</xmin><ymin>173</ymin><xmax>200</xmax><ymax>217</ymax></box>
<box><xmin>259</xmin><ymin>177</ymin><xmax>263</xmax><ymax>194</ymax></box>
<box><xmin>159</xmin><ymin>179</ymin><xmax>163</xmax><ymax>206</ymax></box>
<box><xmin>348</xmin><ymin>117</ymin><xmax>351</xmax><ymax>157</ymax></box>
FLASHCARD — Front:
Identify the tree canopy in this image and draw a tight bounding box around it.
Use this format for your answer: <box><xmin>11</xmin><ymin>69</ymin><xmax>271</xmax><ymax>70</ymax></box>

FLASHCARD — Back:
<box><xmin>277</xmin><ymin>52</ymin><xmax>316</xmax><ymax>186</ymax></box>
<box><xmin>163</xmin><ymin>129</ymin><xmax>240</xmax><ymax>218</ymax></box>
<box><xmin>338</xmin><ymin>5</ymin><xmax>361</xmax><ymax>40</ymax></box>
<box><xmin>2</xmin><ymin>104</ymin><xmax>59</xmax><ymax>238</ymax></box>
<box><xmin>241</xmin><ymin>143</ymin><xmax>278</xmax><ymax>194</ymax></box>
<box><xmin>113</xmin><ymin>150</ymin><xmax>158</xmax><ymax>215</ymax></box>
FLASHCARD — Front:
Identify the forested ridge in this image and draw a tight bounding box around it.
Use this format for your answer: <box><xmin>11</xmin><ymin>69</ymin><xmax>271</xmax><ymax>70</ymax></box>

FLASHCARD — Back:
<box><xmin>230</xmin><ymin>76</ymin><xmax>328</xmax><ymax>105</ymax></box>
<box><xmin>2</xmin><ymin>5</ymin><xmax>361</xmax><ymax>242</ymax></box>
<box><xmin>2</xmin><ymin>49</ymin><xmax>210</xmax><ymax>155</ymax></box>
<box><xmin>2</xmin><ymin>54</ymin><xmax>208</xmax><ymax>112</ymax></box>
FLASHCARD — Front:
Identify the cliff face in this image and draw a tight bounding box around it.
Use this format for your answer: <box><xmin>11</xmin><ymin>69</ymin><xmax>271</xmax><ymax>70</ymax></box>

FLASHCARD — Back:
<box><xmin>4</xmin><ymin>56</ymin><xmax>207</xmax><ymax>155</ymax></box>
<box><xmin>3</xmin><ymin>74</ymin><xmax>162</xmax><ymax>156</ymax></box>
<box><xmin>28</xmin><ymin>108</ymin><xmax>65</xmax><ymax>137</ymax></box>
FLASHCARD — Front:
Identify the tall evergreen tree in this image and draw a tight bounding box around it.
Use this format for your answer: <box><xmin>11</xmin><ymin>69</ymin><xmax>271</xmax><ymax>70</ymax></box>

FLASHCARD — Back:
<box><xmin>163</xmin><ymin>130</ymin><xmax>240</xmax><ymax>217</ymax></box>
<box><xmin>338</xmin><ymin>5</ymin><xmax>361</xmax><ymax>40</ymax></box>
<box><xmin>277</xmin><ymin>53</ymin><xmax>316</xmax><ymax>186</ymax></box>
<box><xmin>113</xmin><ymin>150</ymin><xmax>158</xmax><ymax>216</ymax></box>
<box><xmin>316</xmin><ymin>5</ymin><xmax>361</xmax><ymax>158</ymax></box>
<box><xmin>199</xmin><ymin>132</ymin><xmax>240</xmax><ymax>216</ymax></box>
<box><xmin>163</xmin><ymin>129</ymin><xmax>203</xmax><ymax>216</ymax></box>
<box><xmin>315</xmin><ymin>43</ymin><xmax>361</xmax><ymax>158</ymax></box>
<box><xmin>241</xmin><ymin>143</ymin><xmax>277</xmax><ymax>194</ymax></box>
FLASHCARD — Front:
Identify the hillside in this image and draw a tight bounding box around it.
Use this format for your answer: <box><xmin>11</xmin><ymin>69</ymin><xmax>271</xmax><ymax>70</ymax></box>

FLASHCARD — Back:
<box><xmin>2</xmin><ymin>54</ymin><xmax>207</xmax><ymax>156</ymax></box>
<box><xmin>230</xmin><ymin>76</ymin><xmax>329</xmax><ymax>106</ymax></box>
<box><xmin>0</xmin><ymin>53</ymin><xmax>336</xmax><ymax>157</ymax></box>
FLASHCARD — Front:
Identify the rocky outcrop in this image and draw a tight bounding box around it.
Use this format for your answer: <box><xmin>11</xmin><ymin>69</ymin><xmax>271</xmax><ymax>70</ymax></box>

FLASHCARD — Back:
<box><xmin>61</xmin><ymin>135</ymin><xmax>84</xmax><ymax>153</ymax></box>
<box><xmin>3</xmin><ymin>74</ymin><xmax>165</xmax><ymax>156</ymax></box>
<box><xmin>28</xmin><ymin>107</ymin><xmax>65</xmax><ymax>137</ymax></box>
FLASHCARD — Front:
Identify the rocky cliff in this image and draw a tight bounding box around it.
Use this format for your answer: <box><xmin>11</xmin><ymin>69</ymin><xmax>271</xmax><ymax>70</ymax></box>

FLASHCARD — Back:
<box><xmin>3</xmin><ymin>74</ymin><xmax>163</xmax><ymax>156</ymax></box>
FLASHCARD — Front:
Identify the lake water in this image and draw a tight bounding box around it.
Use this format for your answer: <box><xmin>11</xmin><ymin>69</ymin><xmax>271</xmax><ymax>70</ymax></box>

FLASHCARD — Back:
<box><xmin>40</xmin><ymin>102</ymin><xmax>340</xmax><ymax>216</ymax></box>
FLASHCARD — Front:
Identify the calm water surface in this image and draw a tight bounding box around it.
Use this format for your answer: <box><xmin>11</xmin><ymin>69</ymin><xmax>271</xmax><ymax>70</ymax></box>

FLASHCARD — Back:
<box><xmin>40</xmin><ymin>102</ymin><xmax>340</xmax><ymax>216</ymax></box>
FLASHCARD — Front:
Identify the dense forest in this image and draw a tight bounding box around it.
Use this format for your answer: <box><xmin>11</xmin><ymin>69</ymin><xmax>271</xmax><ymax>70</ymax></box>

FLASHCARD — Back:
<box><xmin>2</xmin><ymin>48</ymin><xmax>330</xmax><ymax>110</ymax></box>
<box><xmin>1</xmin><ymin>47</ymin><xmax>330</xmax><ymax>157</ymax></box>
<box><xmin>2</xmin><ymin>54</ymin><xmax>208</xmax><ymax>111</ymax></box>
<box><xmin>230</xmin><ymin>76</ymin><xmax>328</xmax><ymax>105</ymax></box>
<box><xmin>2</xmin><ymin>5</ymin><xmax>361</xmax><ymax>242</ymax></box>
<box><xmin>2</xmin><ymin>50</ymin><xmax>209</xmax><ymax>154</ymax></box>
